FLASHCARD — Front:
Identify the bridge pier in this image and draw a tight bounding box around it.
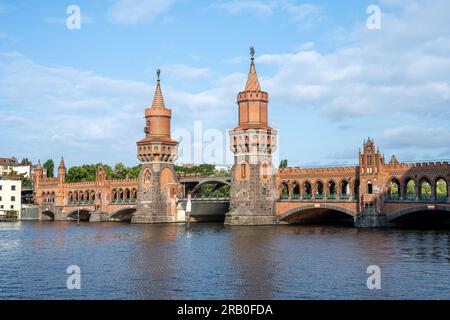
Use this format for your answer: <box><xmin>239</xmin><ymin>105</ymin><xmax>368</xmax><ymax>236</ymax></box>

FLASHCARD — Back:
<box><xmin>354</xmin><ymin>210</ymin><xmax>389</xmax><ymax>228</ymax></box>
<box><xmin>89</xmin><ymin>212</ymin><xmax>109</xmax><ymax>223</ymax></box>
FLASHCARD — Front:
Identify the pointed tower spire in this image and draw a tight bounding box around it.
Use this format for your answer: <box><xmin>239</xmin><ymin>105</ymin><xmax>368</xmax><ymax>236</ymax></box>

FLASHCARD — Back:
<box><xmin>58</xmin><ymin>156</ymin><xmax>65</xmax><ymax>169</ymax></box>
<box><xmin>151</xmin><ymin>69</ymin><xmax>166</xmax><ymax>109</ymax></box>
<box><xmin>244</xmin><ymin>46</ymin><xmax>261</xmax><ymax>92</ymax></box>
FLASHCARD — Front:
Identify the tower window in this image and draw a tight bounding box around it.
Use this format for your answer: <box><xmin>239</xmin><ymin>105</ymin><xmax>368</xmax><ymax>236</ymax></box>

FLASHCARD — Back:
<box><xmin>368</xmin><ymin>182</ymin><xmax>373</xmax><ymax>194</ymax></box>
<box><xmin>241</xmin><ymin>163</ymin><xmax>246</xmax><ymax>179</ymax></box>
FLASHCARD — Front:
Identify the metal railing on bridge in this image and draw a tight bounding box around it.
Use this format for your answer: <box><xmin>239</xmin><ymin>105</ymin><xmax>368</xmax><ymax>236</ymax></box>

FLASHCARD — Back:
<box><xmin>386</xmin><ymin>194</ymin><xmax>448</xmax><ymax>202</ymax></box>
<box><xmin>110</xmin><ymin>199</ymin><xmax>137</xmax><ymax>204</ymax></box>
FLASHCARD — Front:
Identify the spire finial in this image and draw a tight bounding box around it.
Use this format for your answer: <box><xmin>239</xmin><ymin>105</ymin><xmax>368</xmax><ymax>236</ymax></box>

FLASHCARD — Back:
<box><xmin>156</xmin><ymin>69</ymin><xmax>161</xmax><ymax>82</ymax></box>
<box><xmin>250</xmin><ymin>46</ymin><xmax>255</xmax><ymax>60</ymax></box>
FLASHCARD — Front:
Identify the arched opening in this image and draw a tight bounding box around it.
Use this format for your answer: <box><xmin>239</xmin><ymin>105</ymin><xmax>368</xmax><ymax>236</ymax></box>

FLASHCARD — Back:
<box><xmin>190</xmin><ymin>181</ymin><xmax>230</xmax><ymax>198</ymax></box>
<box><xmin>84</xmin><ymin>191</ymin><xmax>89</xmax><ymax>203</ymax></box>
<box><xmin>42</xmin><ymin>210</ymin><xmax>55</xmax><ymax>221</ymax></box>
<box><xmin>280</xmin><ymin>205</ymin><xmax>355</xmax><ymax>226</ymax></box>
<box><xmin>68</xmin><ymin>192</ymin><xmax>73</xmax><ymax>204</ymax></box>
<box><xmin>419</xmin><ymin>178</ymin><xmax>432</xmax><ymax>201</ymax></box>
<box><xmin>125</xmin><ymin>189</ymin><xmax>131</xmax><ymax>202</ymax></box>
<box><xmin>90</xmin><ymin>190</ymin><xmax>95</xmax><ymax>202</ymax></box>
<box><xmin>118</xmin><ymin>189</ymin><xmax>124</xmax><ymax>202</ymax></box>
<box><xmin>340</xmin><ymin>180</ymin><xmax>349</xmax><ymax>200</ymax></box>
<box><xmin>315</xmin><ymin>181</ymin><xmax>324</xmax><ymax>199</ymax></box>
<box><xmin>67</xmin><ymin>209</ymin><xmax>92</xmax><ymax>222</ymax></box>
<box><xmin>390</xmin><ymin>207</ymin><xmax>450</xmax><ymax>229</ymax></box>
<box><xmin>112</xmin><ymin>189</ymin><xmax>117</xmax><ymax>203</ymax></box>
<box><xmin>160</xmin><ymin>167</ymin><xmax>176</xmax><ymax>199</ymax></box>
<box><xmin>436</xmin><ymin>178</ymin><xmax>448</xmax><ymax>201</ymax></box>
<box><xmin>405</xmin><ymin>178</ymin><xmax>416</xmax><ymax>200</ymax></box>
<box><xmin>280</xmin><ymin>182</ymin><xmax>289</xmax><ymax>199</ymax></box>
<box><xmin>132</xmin><ymin>188</ymin><xmax>137</xmax><ymax>202</ymax></box>
<box><xmin>109</xmin><ymin>208</ymin><xmax>137</xmax><ymax>223</ymax></box>
<box><xmin>303</xmin><ymin>181</ymin><xmax>312</xmax><ymax>200</ymax></box>
<box><xmin>74</xmin><ymin>192</ymin><xmax>78</xmax><ymax>203</ymax></box>
<box><xmin>367</xmin><ymin>181</ymin><xmax>373</xmax><ymax>194</ymax></box>
<box><xmin>328</xmin><ymin>181</ymin><xmax>336</xmax><ymax>200</ymax></box>
<box><xmin>353</xmin><ymin>180</ymin><xmax>360</xmax><ymax>201</ymax></box>
<box><xmin>388</xmin><ymin>178</ymin><xmax>400</xmax><ymax>200</ymax></box>
<box><xmin>291</xmin><ymin>182</ymin><xmax>300</xmax><ymax>199</ymax></box>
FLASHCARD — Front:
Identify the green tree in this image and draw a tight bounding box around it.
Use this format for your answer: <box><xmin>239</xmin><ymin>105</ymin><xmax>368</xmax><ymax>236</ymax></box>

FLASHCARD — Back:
<box><xmin>279</xmin><ymin>159</ymin><xmax>288</xmax><ymax>169</ymax></box>
<box><xmin>20</xmin><ymin>158</ymin><xmax>31</xmax><ymax>165</ymax></box>
<box><xmin>43</xmin><ymin>159</ymin><xmax>54</xmax><ymax>178</ymax></box>
<box><xmin>20</xmin><ymin>175</ymin><xmax>32</xmax><ymax>188</ymax></box>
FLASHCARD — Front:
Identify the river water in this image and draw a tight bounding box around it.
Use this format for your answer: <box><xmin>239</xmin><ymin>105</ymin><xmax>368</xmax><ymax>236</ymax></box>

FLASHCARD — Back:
<box><xmin>0</xmin><ymin>221</ymin><xmax>449</xmax><ymax>300</ymax></box>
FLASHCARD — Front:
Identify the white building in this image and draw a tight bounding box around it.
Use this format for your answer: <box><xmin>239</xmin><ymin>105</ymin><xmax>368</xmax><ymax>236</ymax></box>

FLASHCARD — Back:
<box><xmin>0</xmin><ymin>177</ymin><xmax>22</xmax><ymax>220</ymax></box>
<box><xmin>0</xmin><ymin>164</ymin><xmax>31</xmax><ymax>178</ymax></box>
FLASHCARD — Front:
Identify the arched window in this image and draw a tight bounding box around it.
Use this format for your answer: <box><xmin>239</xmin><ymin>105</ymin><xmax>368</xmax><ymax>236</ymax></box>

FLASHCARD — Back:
<box><xmin>241</xmin><ymin>163</ymin><xmax>246</xmax><ymax>179</ymax></box>
<box><xmin>389</xmin><ymin>178</ymin><xmax>400</xmax><ymax>200</ymax></box>
<box><xmin>316</xmin><ymin>181</ymin><xmax>324</xmax><ymax>199</ymax></box>
<box><xmin>280</xmin><ymin>182</ymin><xmax>289</xmax><ymax>199</ymax></box>
<box><xmin>367</xmin><ymin>181</ymin><xmax>373</xmax><ymax>195</ymax></box>
<box><xmin>436</xmin><ymin>178</ymin><xmax>448</xmax><ymax>201</ymax></box>
<box><xmin>405</xmin><ymin>179</ymin><xmax>416</xmax><ymax>200</ymax></box>
<box><xmin>112</xmin><ymin>189</ymin><xmax>117</xmax><ymax>202</ymax></box>
<box><xmin>125</xmin><ymin>189</ymin><xmax>131</xmax><ymax>202</ymax></box>
<box><xmin>119</xmin><ymin>189</ymin><xmax>124</xmax><ymax>202</ymax></box>
<box><xmin>292</xmin><ymin>182</ymin><xmax>300</xmax><ymax>199</ymax></box>
<box><xmin>303</xmin><ymin>181</ymin><xmax>312</xmax><ymax>199</ymax></box>
<box><xmin>419</xmin><ymin>178</ymin><xmax>432</xmax><ymax>200</ymax></box>
<box><xmin>328</xmin><ymin>181</ymin><xmax>336</xmax><ymax>199</ymax></box>
<box><xmin>340</xmin><ymin>180</ymin><xmax>349</xmax><ymax>200</ymax></box>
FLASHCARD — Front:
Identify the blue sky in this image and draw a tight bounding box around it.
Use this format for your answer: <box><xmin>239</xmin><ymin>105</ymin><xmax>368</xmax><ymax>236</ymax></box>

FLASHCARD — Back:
<box><xmin>0</xmin><ymin>0</ymin><xmax>449</xmax><ymax>169</ymax></box>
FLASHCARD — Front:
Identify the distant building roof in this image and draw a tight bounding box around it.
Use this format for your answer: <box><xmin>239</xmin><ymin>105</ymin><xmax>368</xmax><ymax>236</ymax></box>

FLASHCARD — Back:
<box><xmin>0</xmin><ymin>157</ymin><xmax>18</xmax><ymax>166</ymax></box>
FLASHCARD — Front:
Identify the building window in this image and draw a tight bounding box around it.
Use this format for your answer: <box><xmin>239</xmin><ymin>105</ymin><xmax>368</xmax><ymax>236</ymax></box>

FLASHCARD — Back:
<box><xmin>0</xmin><ymin>185</ymin><xmax>2</xmax><ymax>190</ymax></box>
<box><xmin>0</xmin><ymin>196</ymin><xmax>2</xmax><ymax>201</ymax></box>
<box><xmin>11</xmin><ymin>196</ymin><xmax>15</xmax><ymax>202</ymax></box>
<box><xmin>11</xmin><ymin>185</ymin><xmax>16</xmax><ymax>191</ymax></box>
<box><xmin>368</xmin><ymin>182</ymin><xmax>373</xmax><ymax>194</ymax></box>
<box><xmin>10</xmin><ymin>205</ymin><xmax>14</xmax><ymax>209</ymax></box>
<box><xmin>0</xmin><ymin>205</ymin><xmax>3</xmax><ymax>209</ymax></box>
<box><xmin>241</xmin><ymin>163</ymin><xmax>246</xmax><ymax>179</ymax></box>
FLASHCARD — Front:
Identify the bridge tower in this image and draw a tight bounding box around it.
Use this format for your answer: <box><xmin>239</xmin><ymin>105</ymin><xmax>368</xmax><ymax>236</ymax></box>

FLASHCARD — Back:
<box><xmin>355</xmin><ymin>138</ymin><xmax>388</xmax><ymax>227</ymax></box>
<box><xmin>57</xmin><ymin>157</ymin><xmax>66</xmax><ymax>184</ymax></box>
<box><xmin>132</xmin><ymin>70</ymin><xmax>179</xmax><ymax>224</ymax></box>
<box><xmin>225</xmin><ymin>47</ymin><xmax>278</xmax><ymax>225</ymax></box>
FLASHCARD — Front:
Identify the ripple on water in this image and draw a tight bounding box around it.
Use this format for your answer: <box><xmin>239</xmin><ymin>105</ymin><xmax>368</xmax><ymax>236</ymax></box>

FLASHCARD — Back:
<box><xmin>0</xmin><ymin>221</ymin><xmax>448</xmax><ymax>299</ymax></box>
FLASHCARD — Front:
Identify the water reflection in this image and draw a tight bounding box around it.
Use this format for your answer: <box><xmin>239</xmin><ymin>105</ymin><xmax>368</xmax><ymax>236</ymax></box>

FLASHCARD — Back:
<box><xmin>0</xmin><ymin>222</ymin><xmax>448</xmax><ymax>299</ymax></box>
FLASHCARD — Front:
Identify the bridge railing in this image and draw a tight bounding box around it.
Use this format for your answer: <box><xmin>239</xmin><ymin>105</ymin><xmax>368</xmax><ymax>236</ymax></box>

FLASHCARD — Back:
<box><xmin>385</xmin><ymin>195</ymin><xmax>448</xmax><ymax>202</ymax></box>
<box><xmin>110</xmin><ymin>199</ymin><xmax>137</xmax><ymax>204</ymax></box>
<box><xmin>278</xmin><ymin>193</ymin><xmax>357</xmax><ymax>202</ymax></box>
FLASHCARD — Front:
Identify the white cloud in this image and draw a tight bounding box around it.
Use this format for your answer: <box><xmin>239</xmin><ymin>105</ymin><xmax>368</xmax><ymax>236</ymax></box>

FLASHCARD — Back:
<box><xmin>164</xmin><ymin>64</ymin><xmax>210</xmax><ymax>81</ymax></box>
<box><xmin>381</xmin><ymin>126</ymin><xmax>450</xmax><ymax>150</ymax></box>
<box><xmin>0</xmin><ymin>53</ymin><xmax>240</xmax><ymax>164</ymax></box>
<box><xmin>211</xmin><ymin>0</ymin><xmax>274</xmax><ymax>16</ymax></box>
<box><xmin>210</xmin><ymin>0</ymin><xmax>322</xmax><ymax>23</ymax></box>
<box><xmin>108</xmin><ymin>0</ymin><xmax>176</xmax><ymax>25</ymax></box>
<box><xmin>44</xmin><ymin>13</ymin><xmax>94</xmax><ymax>25</ymax></box>
<box><xmin>255</xmin><ymin>0</ymin><xmax>450</xmax><ymax>122</ymax></box>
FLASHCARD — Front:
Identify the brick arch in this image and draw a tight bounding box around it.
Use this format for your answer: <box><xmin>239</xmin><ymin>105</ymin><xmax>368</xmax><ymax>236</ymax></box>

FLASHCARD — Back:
<box><xmin>108</xmin><ymin>207</ymin><xmax>137</xmax><ymax>221</ymax></box>
<box><xmin>388</xmin><ymin>205</ymin><xmax>450</xmax><ymax>222</ymax></box>
<box><xmin>66</xmin><ymin>208</ymin><xmax>95</xmax><ymax>222</ymax></box>
<box><xmin>278</xmin><ymin>203</ymin><xmax>357</xmax><ymax>222</ymax></box>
